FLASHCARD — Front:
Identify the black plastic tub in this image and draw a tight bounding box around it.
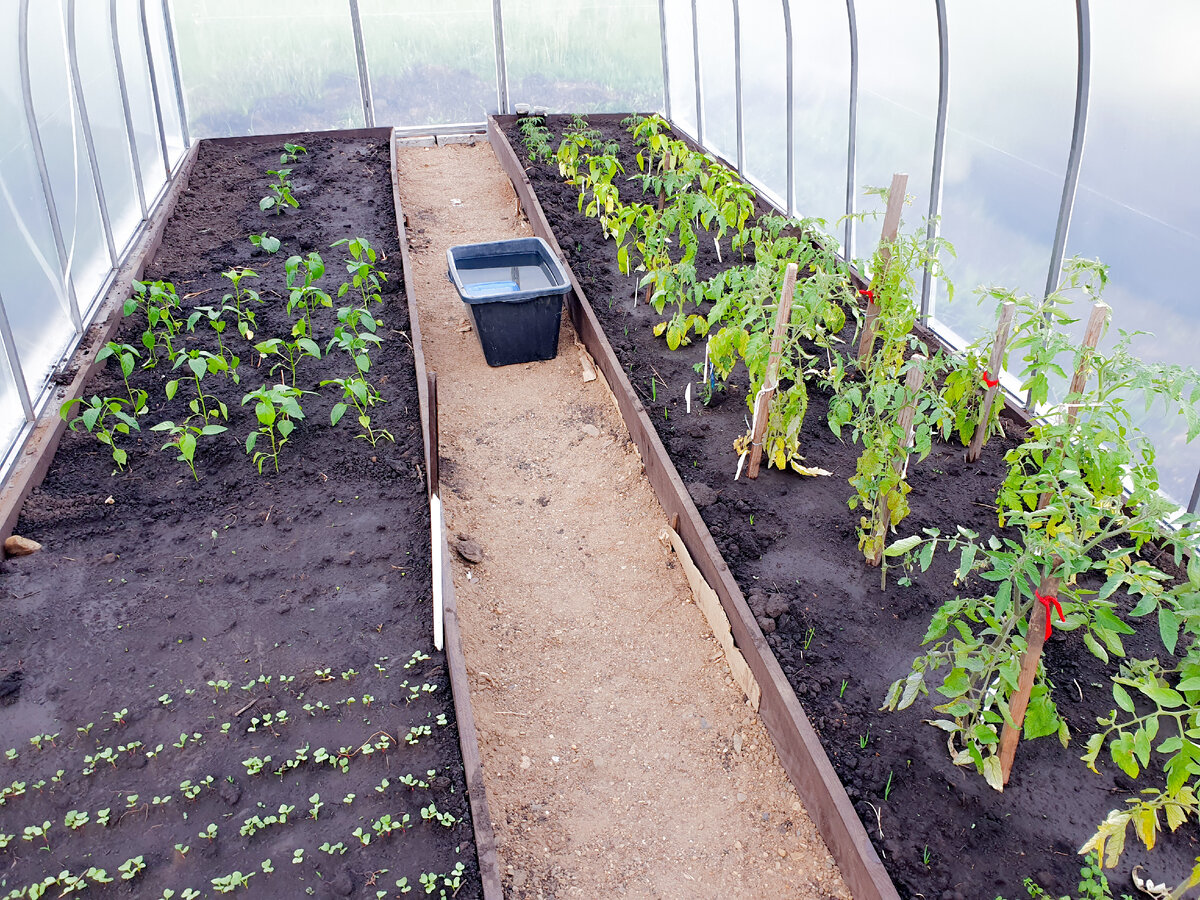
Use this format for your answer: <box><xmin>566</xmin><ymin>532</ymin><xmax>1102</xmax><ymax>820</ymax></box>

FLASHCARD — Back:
<box><xmin>447</xmin><ymin>237</ymin><xmax>572</xmax><ymax>366</ymax></box>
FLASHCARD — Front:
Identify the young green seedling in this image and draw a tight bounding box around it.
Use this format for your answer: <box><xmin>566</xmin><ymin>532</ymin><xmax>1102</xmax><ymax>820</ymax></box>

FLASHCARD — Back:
<box><xmin>192</xmin><ymin>305</ymin><xmax>241</xmax><ymax>380</ymax></box>
<box><xmin>60</xmin><ymin>396</ymin><xmax>140</xmax><ymax>470</ymax></box>
<box><xmin>254</xmin><ymin>327</ymin><xmax>321</xmax><ymax>387</ymax></box>
<box><xmin>285</xmin><ymin>252</ymin><xmax>332</xmax><ymax>321</ymax></box>
<box><xmin>321</xmin><ymin>375</ymin><xmax>393</xmax><ymax>445</ymax></box>
<box><xmin>260</xmin><ymin>168</ymin><xmax>297</xmax><ymax>213</ymax></box>
<box><xmin>248</xmin><ymin>232</ymin><xmax>280</xmax><ymax>254</ymax></box>
<box><xmin>326</xmin><ymin>304</ymin><xmax>382</xmax><ymax>373</ymax></box>
<box><xmin>333</xmin><ymin>237</ymin><xmax>387</xmax><ymax>310</ymax></box>
<box><xmin>125</xmin><ymin>279</ymin><xmax>186</xmax><ymax>366</ymax></box>
<box><xmin>96</xmin><ymin>342</ymin><xmax>148</xmax><ymax>414</ymax></box>
<box><xmin>168</xmin><ymin>349</ymin><xmax>231</xmax><ymax>424</ymax></box>
<box><xmin>242</xmin><ymin>384</ymin><xmax>308</xmax><ymax>474</ymax></box>
<box><xmin>151</xmin><ymin>420</ymin><xmax>228</xmax><ymax>481</ymax></box>
<box><xmin>280</xmin><ymin>143</ymin><xmax>306</xmax><ymax>164</ymax></box>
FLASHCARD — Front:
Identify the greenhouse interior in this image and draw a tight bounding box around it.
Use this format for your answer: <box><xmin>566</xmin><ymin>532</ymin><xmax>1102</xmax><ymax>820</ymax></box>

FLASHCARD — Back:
<box><xmin>1</xmin><ymin>1</ymin><xmax>1198</xmax><ymax>899</ymax></box>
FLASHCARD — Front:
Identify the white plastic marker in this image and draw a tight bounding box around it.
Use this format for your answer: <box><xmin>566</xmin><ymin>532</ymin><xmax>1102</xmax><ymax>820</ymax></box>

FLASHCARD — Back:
<box><xmin>685</xmin><ymin>383</ymin><xmax>692</xmax><ymax>414</ymax></box>
<box><xmin>702</xmin><ymin>338</ymin><xmax>712</xmax><ymax>389</ymax></box>
<box><xmin>430</xmin><ymin>493</ymin><xmax>444</xmax><ymax>651</ymax></box>
<box><xmin>735</xmin><ymin>386</ymin><xmax>770</xmax><ymax>481</ymax></box>
<box><xmin>715</xmin><ymin>237</ymin><xmax>722</xmax><ymax>264</ymax></box>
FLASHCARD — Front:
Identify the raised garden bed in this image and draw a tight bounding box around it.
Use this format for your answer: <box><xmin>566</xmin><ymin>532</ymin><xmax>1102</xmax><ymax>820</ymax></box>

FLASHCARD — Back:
<box><xmin>492</xmin><ymin>113</ymin><xmax>1200</xmax><ymax>900</ymax></box>
<box><xmin>0</xmin><ymin>129</ymin><xmax>498</xmax><ymax>900</ymax></box>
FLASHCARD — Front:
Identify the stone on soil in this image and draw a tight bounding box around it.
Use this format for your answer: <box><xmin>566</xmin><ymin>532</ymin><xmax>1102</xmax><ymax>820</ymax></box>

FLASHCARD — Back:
<box><xmin>4</xmin><ymin>535</ymin><xmax>41</xmax><ymax>557</ymax></box>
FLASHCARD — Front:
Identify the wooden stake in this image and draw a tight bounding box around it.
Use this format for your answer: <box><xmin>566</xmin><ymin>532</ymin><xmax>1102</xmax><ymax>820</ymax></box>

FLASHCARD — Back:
<box><xmin>998</xmin><ymin>570</ymin><xmax>1062</xmax><ymax>784</ymax></box>
<box><xmin>966</xmin><ymin>301</ymin><xmax>1015</xmax><ymax>462</ymax></box>
<box><xmin>866</xmin><ymin>356</ymin><xmax>925</xmax><ymax>566</ymax></box>
<box><xmin>1065</xmin><ymin>301</ymin><xmax>1110</xmax><ymax>427</ymax></box>
<box><xmin>644</xmin><ymin>170</ymin><xmax>669</xmax><ymax>306</ymax></box>
<box><xmin>857</xmin><ymin>173</ymin><xmax>908</xmax><ymax>367</ymax></box>
<box><xmin>1036</xmin><ymin>302</ymin><xmax>1110</xmax><ymax>509</ymax></box>
<box><xmin>747</xmin><ymin>263</ymin><xmax>799</xmax><ymax>479</ymax></box>
<box><xmin>427</xmin><ymin>371</ymin><xmax>439</xmax><ymax>498</ymax></box>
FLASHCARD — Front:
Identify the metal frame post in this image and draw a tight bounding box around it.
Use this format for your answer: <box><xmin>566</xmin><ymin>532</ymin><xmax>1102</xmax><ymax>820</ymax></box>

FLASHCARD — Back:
<box><xmin>0</xmin><ymin>290</ymin><xmax>34</xmax><ymax>423</ymax></box>
<box><xmin>1028</xmin><ymin>0</ymin><xmax>1091</xmax><ymax>410</ymax></box>
<box><xmin>732</xmin><ymin>0</ymin><xmax>744</xmax><ymax>174</ymax></box>
<box><xmin>658</xmin><ymin>0</ymin><xmax>671</xmax><ymax>119</ymax></box>
<box><xmin>19</xmin><ymin>0</ymin><xmax>83</xmax><ymax>334</ymax></box>
<box><xmin>160</xmin><ymin>0</ymin><xmax>190</xmax><ymax>146</ymax></box>
<box><xmin>110</xmin><ymin>0</ymin><xmax>148</xmax><ymax>219</ymax></box>
<box><xmin>844</xmin><ymin>0</ymin><xmax>858</xmax><ymax>258</ymax></box>
<box><xmin>491</xmin><ymin>0</ymin><xmax>509</xmax><ymax>114</ymax></box>
<box><xmin>1043</xmin><ymin>0</ymin><xmax>1091</xmax><ymax>300</ymax></box>
<box><xmin>348</xmin><ymin>0</ymin><xmax>374</xmax><ymax>127</ymax></box>
<box><xmin>782</xmin><ymin>0</ymin><xmax>794</xmax><ymax>215</ymax></box>
<box><xmin>1189</xmin><ymin>468</ymin><xmax>1200</xmax><ymax>515</ymax></box>
<box><xmin>138</xmin><ymin>0</ymin><xmax>171</xmax><ymax>178</ymax></box>
<box><xmin>67</xmin><ymin>0</ymin><xmax>117</xmax><ymax>267</ymax></box>
<box><xmin>691</xmin><ymin>0</ymin><xmax>703</xmax><ymax>144</ymax></box>
<box><xmin>919</xmin><ymin>0</ymin><xmax>949</xmax><ymax>322</ymax></box>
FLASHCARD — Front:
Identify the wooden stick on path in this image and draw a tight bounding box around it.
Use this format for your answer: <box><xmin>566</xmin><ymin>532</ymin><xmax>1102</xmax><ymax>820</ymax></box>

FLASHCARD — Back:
<box><xmin>966</xmin><ymin>301</ymin><xmax>1016</xmax><ymax>462</ymax></box>
<box><xmin>998</xmin><ymin>569</ymin><xmax>1062</xmax><ymax>784</ymax></box>
<box><xmin>866</xmin><ymin>355</ymin><xmax>926</xmax><ymax>566</ymax></box>
<box><xmin>1036</xmin><ymin>301</ymin><xmax>1110</xmax><ymax>509</ymax></box>
<box><xmin>746</xmin><ymin>263</ymin><xmax>799</xmax><ymax>479</ymax></box>
<box><xmin>857</xmin><ymin>172</ymin><xmax>908</xmax><ymax>368</ymax></box>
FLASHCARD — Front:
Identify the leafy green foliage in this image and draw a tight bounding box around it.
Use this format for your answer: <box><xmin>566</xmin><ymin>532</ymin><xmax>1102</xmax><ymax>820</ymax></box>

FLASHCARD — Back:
<box><xmin>321</xmin><ymin>376</ymin><xmax>392</xmax><ymax>446</ymax></box>
<box><xmin>517</xmin><ymin>114</ymin><xmax>552</xmax><ymax>163</ymax></box>
<box><xmin>885</xmin><ymin>262</ymin><xmax>1200</xmax><ymax>865</ymax></box>
<box><xmin>333</xmin><ymin>237</ymin><xmax>387</xmax><ymax>310</ymax></box>
<box><xmin>95</xmin><ymin>342</ymin><xmax>147</xmax><ymax>415</ymax></box>
<box><xmin>241</xmin><ymin>384</ymin><xmax>308</xmax><ymax>474</ymax></box>
<box><xmin>150</xmin><ymin>420</ymin><xmax>228</xmax><ymax>481</ymax></box>
<box><xmin>60</xmin><ymin>396</ymin><xmax>139</xmax><ymax>471</ymax></box>
<box><xmin>259</xmin><ymin>168</ymin><xmax>297</xmax><ymax>214</ymax></box>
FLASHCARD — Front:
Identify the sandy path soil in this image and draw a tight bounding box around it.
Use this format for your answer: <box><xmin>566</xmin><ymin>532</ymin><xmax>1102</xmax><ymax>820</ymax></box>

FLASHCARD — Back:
<box><xmin>396</xmin><ymin>143</ymin><xmax>849</xmax><ymax>900</ymax></box>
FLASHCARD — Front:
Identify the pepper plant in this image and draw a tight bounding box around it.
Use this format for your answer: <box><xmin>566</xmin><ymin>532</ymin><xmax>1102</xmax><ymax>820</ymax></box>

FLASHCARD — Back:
<box><xmin>321</xmin><ymin>376</ymin><xmax>392</xmax><ymax>446</ymax></box>
<box><xmin>221</xmin><ymin>267</ymin><xmax>262</xmax><ymax>338</ymax></box>
<box><xmin>95</xmin><ymin>342</ymin><xmax>147</xmax><ymax>415</ymax></box>
<box><xmin>150</xmin><ymin>420</ymin><xmax>228</xmax><ymax>481</ymax></box>
<box><xmin>254</xmin><ymin>322</ymin><xmax>321</xmax><ymax>387</ymax></box>
<box><xmin>60</xmin><ymin>396</ymin><xmax>139</xmax><ymax>471</ymax></box>
<box><xmin>260</xmin><ymin>168</ymin><xmax>297</xmax><ymax>213</ymax></box>
<box><xmin>242</xmin><ymin>384</ymin><xmax>308</xmax><ymax>473</ymax></box>
<box><xmin>285</xmin><ymin>252</ymin><xmax>332</xmax><ymax>321</ymax></box>
<box><xmin>327</xmin><ymin>305</ymin><xmax>382</xmax><ymax>374</ymax></box>
<box><xmin>333</xmin><ymin>237</ymin><xmax>387</xmax><ymax>310</ymax></box>
<box><xmin>124</xmin><ymin>279</ymin><xmax>185</xmax><ymax>367</ymax></box>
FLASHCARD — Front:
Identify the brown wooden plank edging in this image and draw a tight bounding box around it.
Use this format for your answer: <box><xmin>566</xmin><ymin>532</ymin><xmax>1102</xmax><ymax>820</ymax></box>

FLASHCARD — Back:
<box><xmin>488</xmin><ymin>116</ymin><xmax>899</xmax><ymax>900</ymax></box>
<box><xmin>0</xmin><ymin>142</ymin><xmax>202</xmax><ymax>546</ymax></box>
<box><xmin>389</xmin><ymin>130</ymin><xmax>504</xmax><ymax>900</ymax></box>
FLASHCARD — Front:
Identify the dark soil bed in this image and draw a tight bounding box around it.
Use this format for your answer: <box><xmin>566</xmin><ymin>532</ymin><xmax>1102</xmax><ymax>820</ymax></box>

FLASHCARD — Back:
<box><xmin>504</xmin><ymin>115</ymin><xmax>1199</xmax><ymax>899</ymax></box>
<box><xmin>0</xmin><ymin>133</ymin><xmax>481</xmax><ymax>899</ymax></box>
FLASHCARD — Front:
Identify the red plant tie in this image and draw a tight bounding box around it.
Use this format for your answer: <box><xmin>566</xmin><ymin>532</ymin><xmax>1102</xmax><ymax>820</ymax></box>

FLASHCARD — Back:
<box><xmin>982</xmin><ymin>370</ymin><xmax>999</xmax><ymax>389</ymax></box>
<box><xmin>1035</xmin><ymin>591</ymin><xmax>1064</xmax><ymax>641</ymax></box>
<box><xmin>860</xmin><ymin>289</ymin><xmax>874</xmax><ymax>301</ymax></box>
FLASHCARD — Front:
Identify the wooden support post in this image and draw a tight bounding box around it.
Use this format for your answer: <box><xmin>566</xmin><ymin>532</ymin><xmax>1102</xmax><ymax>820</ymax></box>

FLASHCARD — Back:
<box><xmin>643</xmin><ymin>158</ymin><xmax>670</xmax><ymax>307</ymax></box>
<box><xmin>866</xmin><ymin>356</ymin><xmax>925</xmax><ymax>566</ymax></box>
<box><xmin>857</xmin><ymin>172</ymin><xmax>908</xmax><ymax>368</ymax></box>
<box><xmin>998</xmin><ymin>569</ymin><xmax>1062</xmax><ymax>784</ymax></box>
<box><xmin>966</xmin><ymin>301</ymin><xmax>1016</xmax><ymax>462</ymax></box>
<box><xmin>746</xmin><ymin>263</ymin><xmax>799</xmax><ymax>479</ymax></box>
<box><xmin>427</xmin><ymin>371</ymin><xmax>439</xmax><ymax>498</ymax></box>
<box><xmin>1065</xmin><ymin>301</ymin><xmax>1110</xmax><ymax>427</ymax></box>
<box><xmin>1036</xmin><ymin>302</ymin><xmax>1110</xmax><ymax>509</ymax></box>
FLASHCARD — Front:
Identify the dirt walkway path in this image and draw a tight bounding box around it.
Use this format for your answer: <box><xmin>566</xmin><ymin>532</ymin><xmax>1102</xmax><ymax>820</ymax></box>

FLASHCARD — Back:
<box><xmin>396</xmin><ymin>143</ymin><xmax>849</xmax><ymax>900</ymax></box>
